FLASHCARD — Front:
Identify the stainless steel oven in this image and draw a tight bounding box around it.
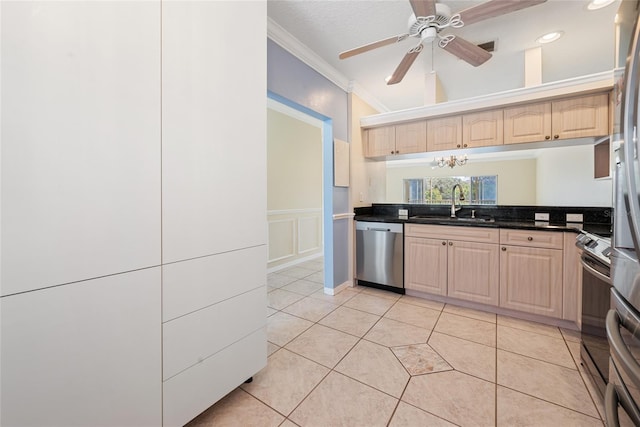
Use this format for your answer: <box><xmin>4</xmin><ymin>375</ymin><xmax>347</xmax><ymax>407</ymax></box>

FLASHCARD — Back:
<box><xmin>578</xmin><ymin>231</ymin><xmax>612</xmax><ymax>399</ymax></box>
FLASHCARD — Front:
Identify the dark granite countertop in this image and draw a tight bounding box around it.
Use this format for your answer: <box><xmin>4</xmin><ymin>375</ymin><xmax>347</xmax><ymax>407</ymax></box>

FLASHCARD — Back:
<box><xmin>354</xmin><ymin>204</ymin><xmax>612</xmax><ymax>237</ymax></box>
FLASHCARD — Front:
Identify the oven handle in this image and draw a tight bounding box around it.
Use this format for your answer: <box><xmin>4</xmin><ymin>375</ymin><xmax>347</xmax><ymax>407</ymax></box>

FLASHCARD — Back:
<box><xmin>605</xmin><ymin>357</ymin><xmax>640</xmax><ymax>426</ymax></box>
<box><xmin>607</xmin><ymin>309</ymin><xmax>640</xmax><ymax>390</ymax></box>
<box><xmin>605</xmin><ymin>382</ymin><xmax>621</xmax><ymax>427</ymax></box>
<box><xmin>580</xmin><ymin>256</ymin><xmax>611</xmax><ymax>285</ymax></box>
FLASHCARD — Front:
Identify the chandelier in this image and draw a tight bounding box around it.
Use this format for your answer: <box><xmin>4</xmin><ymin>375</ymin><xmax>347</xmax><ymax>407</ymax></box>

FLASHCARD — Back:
<box><xmin>434</xmin><ymin>154</ymin><xmax>468</xmax><ymax>168</ymax></box>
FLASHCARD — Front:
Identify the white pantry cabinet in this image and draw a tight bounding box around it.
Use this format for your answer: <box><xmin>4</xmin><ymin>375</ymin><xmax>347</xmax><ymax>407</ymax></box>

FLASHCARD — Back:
<box><xmin>161</xmin><ymin>1</ymin><xmax>267</xmax><ymax>264</ymax></box>
<box><xmin>0</xmin><ymin>269</ymin><xmax>162</xmax><ymax>426</ymax></box>
<box><xmin>0</xmin><ymin>1</ymin><xmax>162</xmax><ymax>296</ymax></box>
<box><xmin>160</xmin><ymin>2</ymin><xmax>267</xmax><ymax>426</ymax></box>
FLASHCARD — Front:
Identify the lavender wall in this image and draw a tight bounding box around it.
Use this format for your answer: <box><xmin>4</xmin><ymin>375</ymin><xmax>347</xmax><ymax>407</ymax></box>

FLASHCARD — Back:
<box><xmin>267</xmin><ymin>39</ymin><xmax>350</xmax><ymax>289</ymax></box>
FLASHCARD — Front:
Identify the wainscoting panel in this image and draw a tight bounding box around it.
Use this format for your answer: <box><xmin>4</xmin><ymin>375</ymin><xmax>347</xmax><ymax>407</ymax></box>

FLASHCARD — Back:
<box><xmin>268</xmin><ymin>209</ymin><xmax>322</xmax><ymax>269</ymax></box>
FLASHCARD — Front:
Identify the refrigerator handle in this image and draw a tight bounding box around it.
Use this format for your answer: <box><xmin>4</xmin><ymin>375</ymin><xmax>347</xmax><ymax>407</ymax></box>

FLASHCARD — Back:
<box><xmin>622</xmin><ymin>11</ymin><xmax>640</xmax><ymax>254</ymax></box>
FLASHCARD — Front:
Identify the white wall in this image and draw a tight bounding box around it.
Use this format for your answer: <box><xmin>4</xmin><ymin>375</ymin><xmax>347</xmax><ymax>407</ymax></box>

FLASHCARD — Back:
<box><xmin>1</xmin><ymin>2</ymin><xmax>267</xmax><ymax>426</ymax></box>
<box><xmin>536</xmin><ymin>144</ymin><xmax>612</xmax><ymax>207</ymax></box>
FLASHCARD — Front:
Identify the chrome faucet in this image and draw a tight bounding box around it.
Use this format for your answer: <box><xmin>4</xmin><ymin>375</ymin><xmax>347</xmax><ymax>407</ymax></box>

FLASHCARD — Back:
<box><xmin>451</xmin><ymin>184</ymin><xmax>465</xmax><ymax>218</ymax></box>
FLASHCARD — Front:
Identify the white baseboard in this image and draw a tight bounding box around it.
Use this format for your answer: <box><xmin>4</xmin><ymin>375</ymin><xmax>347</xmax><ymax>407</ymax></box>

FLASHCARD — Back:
<box><xmin>267</xmin><ymin>253</ymin><xmax>323</xmax><ymax>274</ymax></box>
<box><xmin>324</xmin><ymin>280</ymin><xmax>353</xmax><ymax>296</ymax></box>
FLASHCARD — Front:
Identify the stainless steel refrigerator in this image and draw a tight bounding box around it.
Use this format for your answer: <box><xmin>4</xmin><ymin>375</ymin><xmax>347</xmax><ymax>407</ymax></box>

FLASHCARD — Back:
<box><xmin>608</xmin><ymin>1</ymin><xmax>640</xmax><ymax>425</ymax></box>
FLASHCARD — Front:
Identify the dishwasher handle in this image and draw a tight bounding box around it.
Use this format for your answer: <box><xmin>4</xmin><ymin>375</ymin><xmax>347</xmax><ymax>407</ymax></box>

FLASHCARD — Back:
<box><xmin>355</xmin><ymin>221</ymin><xmax>403</xmax><ymax>234</ymax></box>
<box><xmin>367</xmin><ymin>227</ymin><xmax>391</xmax><ymax>232</ymax></box>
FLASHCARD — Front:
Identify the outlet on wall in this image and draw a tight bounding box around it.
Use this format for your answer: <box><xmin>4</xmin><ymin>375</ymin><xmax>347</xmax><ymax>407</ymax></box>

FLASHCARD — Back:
<box><xmin>398</xmin><ymin>209</ymin><xmax>408</xmax><ymax>217</ymax></box>
<box><xmin>566</xmin><ymin>213</ymin><xmax>584</xmax><ymax>223</ymax></box>
<box><xmin>534</xmin><ymin>213</ymin><xmax>550</xmax><ymax>221</ymax></box>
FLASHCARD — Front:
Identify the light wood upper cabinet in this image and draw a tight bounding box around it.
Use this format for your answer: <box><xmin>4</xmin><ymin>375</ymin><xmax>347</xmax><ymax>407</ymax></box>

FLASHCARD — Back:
<box><xmin>364</xmin><ymin>126</ymin><xmax>396</xmax><ymax>157</ymax></box>
<box><xmin>426</xmin><ymin>116</ymin><xmax>463</xmax><ymax>151</ymax></box>
<box><xmin>405</xmin><ymin>236</ymin><xmax>448</xmax><ymax>295</ymax></box>
<box><xmin>396</xmin><ymin>121</ymin><xmax>427</xmax><ymax>154</ymax></box>
<box><xmin>447</xmin><ymin>240</ymin><xmax>499</xmax><ymax>306</ymax></box>
<box><xmin>551</xmin><ymin>93</ymin><xmax>609</xmax><ymax>139</ymax></box>
<box><xmin>504</xmin><ymin>102</ymin><xmax>552</xmax><ymax>145</ymax></box>
<box><xmin>462</xmin><ymin>109</ymin><xmax>504</xmax><ymax>148</ymax></box>
<box><xmin>364</xmin><ymin>121</ymin><xmax>426</xmax><ymax>157</ymax></box>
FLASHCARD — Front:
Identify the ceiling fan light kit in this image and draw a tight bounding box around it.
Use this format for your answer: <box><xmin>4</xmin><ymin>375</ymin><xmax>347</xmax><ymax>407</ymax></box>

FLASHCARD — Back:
<box><xmin>338</xmin><ymin>0</ymin><xmax>548</xmax><ymax>85</ymax></box>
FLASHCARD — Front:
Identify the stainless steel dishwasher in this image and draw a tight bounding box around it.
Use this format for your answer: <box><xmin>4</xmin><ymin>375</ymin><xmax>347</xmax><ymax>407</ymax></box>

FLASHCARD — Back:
<box><xmin>355</xmin><ymin>221</ymin><xmax>404</xmax><ymax>293</ymax></box>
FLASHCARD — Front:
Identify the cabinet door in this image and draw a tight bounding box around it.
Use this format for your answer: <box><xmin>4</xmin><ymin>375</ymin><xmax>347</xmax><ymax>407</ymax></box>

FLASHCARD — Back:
<box><xmin>395</xmin><ymin>121</ymin><xmax>427</xmax><ymax>154</ymax></box>
<box><xmin>447</xmin><ymin>241</ymin><xmax>499</xmax><ymax>305</ymax></box>
<box><xmin>364</xmin><ymin>126</ymin><xmax>396</xmax><ymax>157</ymax></box>
<box><xmin>426</xmin><ymin>116</ymin><xmax>462</xmax><ymax>151</ymax></box>
<box><xmin>462</xmin><ymin>109</ymin><xmax>504</xmax><ymax>148</ymax></box>
<box><xmin>499</xmin><ymin>245</ymin><xmax>563</xmax><ymax>318</ymax></box>
<box><xmin>405</xmin><ymin>236</ymin><xmax>447</xmax><ymax>295</ymax></box>
<box><xmin>504</xmin><ymin>102</ymin><xmax>551</xmax><ymax>145</ymax></box>
<box><xmin>551</xmin><ymin>93</ymin><xmax>609</xmax><ymax>139</ymax></box>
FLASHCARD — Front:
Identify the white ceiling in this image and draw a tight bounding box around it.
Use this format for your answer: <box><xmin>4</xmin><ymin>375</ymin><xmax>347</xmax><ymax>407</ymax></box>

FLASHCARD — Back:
<box><xmin>267</xmin><ymin>0</ymin><xmax>621</xmax><ymax>112</ymax></box>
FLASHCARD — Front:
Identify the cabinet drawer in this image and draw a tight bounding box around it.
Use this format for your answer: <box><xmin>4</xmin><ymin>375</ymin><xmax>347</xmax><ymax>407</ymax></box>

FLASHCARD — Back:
<box><xmin>405</xmin><ymin>224</ymin><xmax>499</xmax><ymax>244</ymax></box>
<box><xmin>499</xmin><ymin>229</ymin><xmax>563</xmax><ymax>249</ymax></box>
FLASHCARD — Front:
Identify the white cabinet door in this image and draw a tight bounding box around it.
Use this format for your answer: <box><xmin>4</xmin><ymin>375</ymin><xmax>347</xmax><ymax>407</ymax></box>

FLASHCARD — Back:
<box><xmin>1</xmin><ymin>1</ymin><xmax>162</xmax><ymax>296</ymax></box>
<box><xmin>0</xmin><ymin>268</ymin><xmax>162</xmax><ymax>426</ymax></box>
<box><xmin>161</xmin><ymin>1</ymin><xmax>267</xmax><ymax>263</ymax></box>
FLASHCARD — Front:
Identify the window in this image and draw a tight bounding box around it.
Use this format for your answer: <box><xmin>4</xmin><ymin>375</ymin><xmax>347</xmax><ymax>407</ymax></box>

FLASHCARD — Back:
<box><xmin>403</xmin><ymin>176</ymin><xmax>497</xmax><ymax>205</ymax></box>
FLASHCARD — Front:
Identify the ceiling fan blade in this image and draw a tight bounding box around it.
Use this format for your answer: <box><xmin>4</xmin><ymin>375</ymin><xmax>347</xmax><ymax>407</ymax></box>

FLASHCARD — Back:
<box><xmin>339</xmin><ymin>34</ymin><xmax>409</xmax><ymax>59</ymax></box>
<box><xmin>409</xmin><ymin>0</ymin><xmax>436</xmax><ymax>18</ymax></box>
<box><xmin>387</xmin><ymin>45</ymin><xmax>424</xmax><ymax>85</ymax></box>
<box><xmin>458</xmin><ymin>0</ymin><xmax>547</xmax><ymax>26</ymax></box>
<box><xmin>441</xmin><ymin>36</ymin><xmax>492</xmax><ymax>67</ymax></box>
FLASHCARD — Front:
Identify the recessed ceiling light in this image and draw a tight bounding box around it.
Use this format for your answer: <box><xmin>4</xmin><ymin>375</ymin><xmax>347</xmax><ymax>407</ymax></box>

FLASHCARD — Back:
<box><xmin>587</xmin><ymin>0</ymin><xmax>615</xmax><ymax>10</ymax></box>
<box><xmin>536</xmin><ymin>31</ymin><xmax>564</xmax><ymax>44</ymax></box>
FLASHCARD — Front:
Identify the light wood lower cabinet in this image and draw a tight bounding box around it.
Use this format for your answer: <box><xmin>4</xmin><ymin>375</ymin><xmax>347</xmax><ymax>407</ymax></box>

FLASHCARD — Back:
<box><xmin>448</xmin><ymin>240</ymin><xmax>500</xmax><ymax>306</ymax></box>
<box><xmin>405</xmin><ymin>236</ymin><xmax>447</xmax><ymax>295</ymax></box>
<box><xmin>499</xmin><ymin>245</ymin><xmax>563</xmax><ymax>318</ymax></box>
<box><xmin>404</xmin><ymin>224</ymin><xmax>499</xmax><ymax>304</ymax></box>
<box><xmin>405</xmin><ymin>224</ymin><xmax>576</xmax><ymax>322</ymax></box>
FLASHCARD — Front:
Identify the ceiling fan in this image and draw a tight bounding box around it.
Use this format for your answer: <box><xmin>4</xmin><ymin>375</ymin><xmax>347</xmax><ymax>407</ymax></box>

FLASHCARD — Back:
<box><xmin>339</xmin><ymin>0</ymin><xmax>547</xmax><ymax>85</ymax></box>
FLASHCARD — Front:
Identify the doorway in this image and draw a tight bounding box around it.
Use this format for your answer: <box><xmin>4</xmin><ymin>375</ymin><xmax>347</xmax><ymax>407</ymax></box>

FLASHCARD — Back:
<box><xmin>266</xmin><ymin>94</ymin><xmax>333</xmax><ymax>291</ymax></box>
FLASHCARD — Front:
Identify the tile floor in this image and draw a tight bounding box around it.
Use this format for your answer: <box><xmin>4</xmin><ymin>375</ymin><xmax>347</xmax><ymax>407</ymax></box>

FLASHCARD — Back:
<box><xmin>187</xmin><ymin>258</ymin><xmax>605</xmax><ymax>427</ymax></box>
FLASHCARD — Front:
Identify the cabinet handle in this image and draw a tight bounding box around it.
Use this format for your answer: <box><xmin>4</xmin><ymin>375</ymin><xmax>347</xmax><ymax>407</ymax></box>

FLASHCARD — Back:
<box><xmin>553</xmin><ymin>135</ymin><xmax>559</xmax><ymax>139</ymax></box>
<box><xmin>442</xmin><ymin>241</ymin><xmax>446</xmax><ymax>245</ymax></box>
<box><xmin>391</xmin><ymin>151</ymin><xmax>395</xmax><ymax>154</ymax></box>
<box><xmin>545</xmin><ymin>135</ymin><xmax>551</xmax><ymax>140</ymax></box>
<box><xmin>456</xmin><ymin>144</ymin><xmax>461</xmax><ymax>148</ymax></box>
<box><xmin>448</xmin><ymin>241</ymin><xmax>453</xmax><ymax>246</ymax></box>
<box><xmin>527</xmin><ymin>236</ymin><xmax>533</xmax><ymax>241</ymax></box>
<box><xmin>463</xmin><ymin>144</ymin><xmax>468</xmax><ymax>148</ymax></box>
<box><xmin>502</xmin><ymin>247</ymin><xmax>507</xmax><ymax>251</ymax></box>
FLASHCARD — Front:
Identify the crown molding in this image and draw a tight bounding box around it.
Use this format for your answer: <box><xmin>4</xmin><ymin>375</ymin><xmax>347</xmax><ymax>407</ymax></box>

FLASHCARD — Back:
<box><xmin>350</xmin><ymin>81</ymin><xmax>390</xmax><ymax>113</ymax></box>
<box><xmin>360</xmin><ymin>70</ymin><xmax>614</xmax><ymax>127</ymax></box>
<box><xmin>267</xmin><ymin>17</ymin><xmax>390</xmax><ymax>113</ymax></box>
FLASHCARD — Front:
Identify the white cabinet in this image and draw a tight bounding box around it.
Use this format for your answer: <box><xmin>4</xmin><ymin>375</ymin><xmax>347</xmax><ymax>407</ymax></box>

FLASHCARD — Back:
<box><xmin>1</xmin><ymin>1</ymin><xmax>162</xmax><ymax>296</ymax></box>
<box><xmin>160</xmin><ymin>3</ymin><xmax>267</xmax><ymax>426</ymax></box>
<box><xmin>162</xmin><ymin>1</ymin><xmax>267</xmax><ymax>263</ymax></box>
<box><xmin>0</xmin><ymin>269</ymin><xmax>162</xmax><ymax>426</ymax></box>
